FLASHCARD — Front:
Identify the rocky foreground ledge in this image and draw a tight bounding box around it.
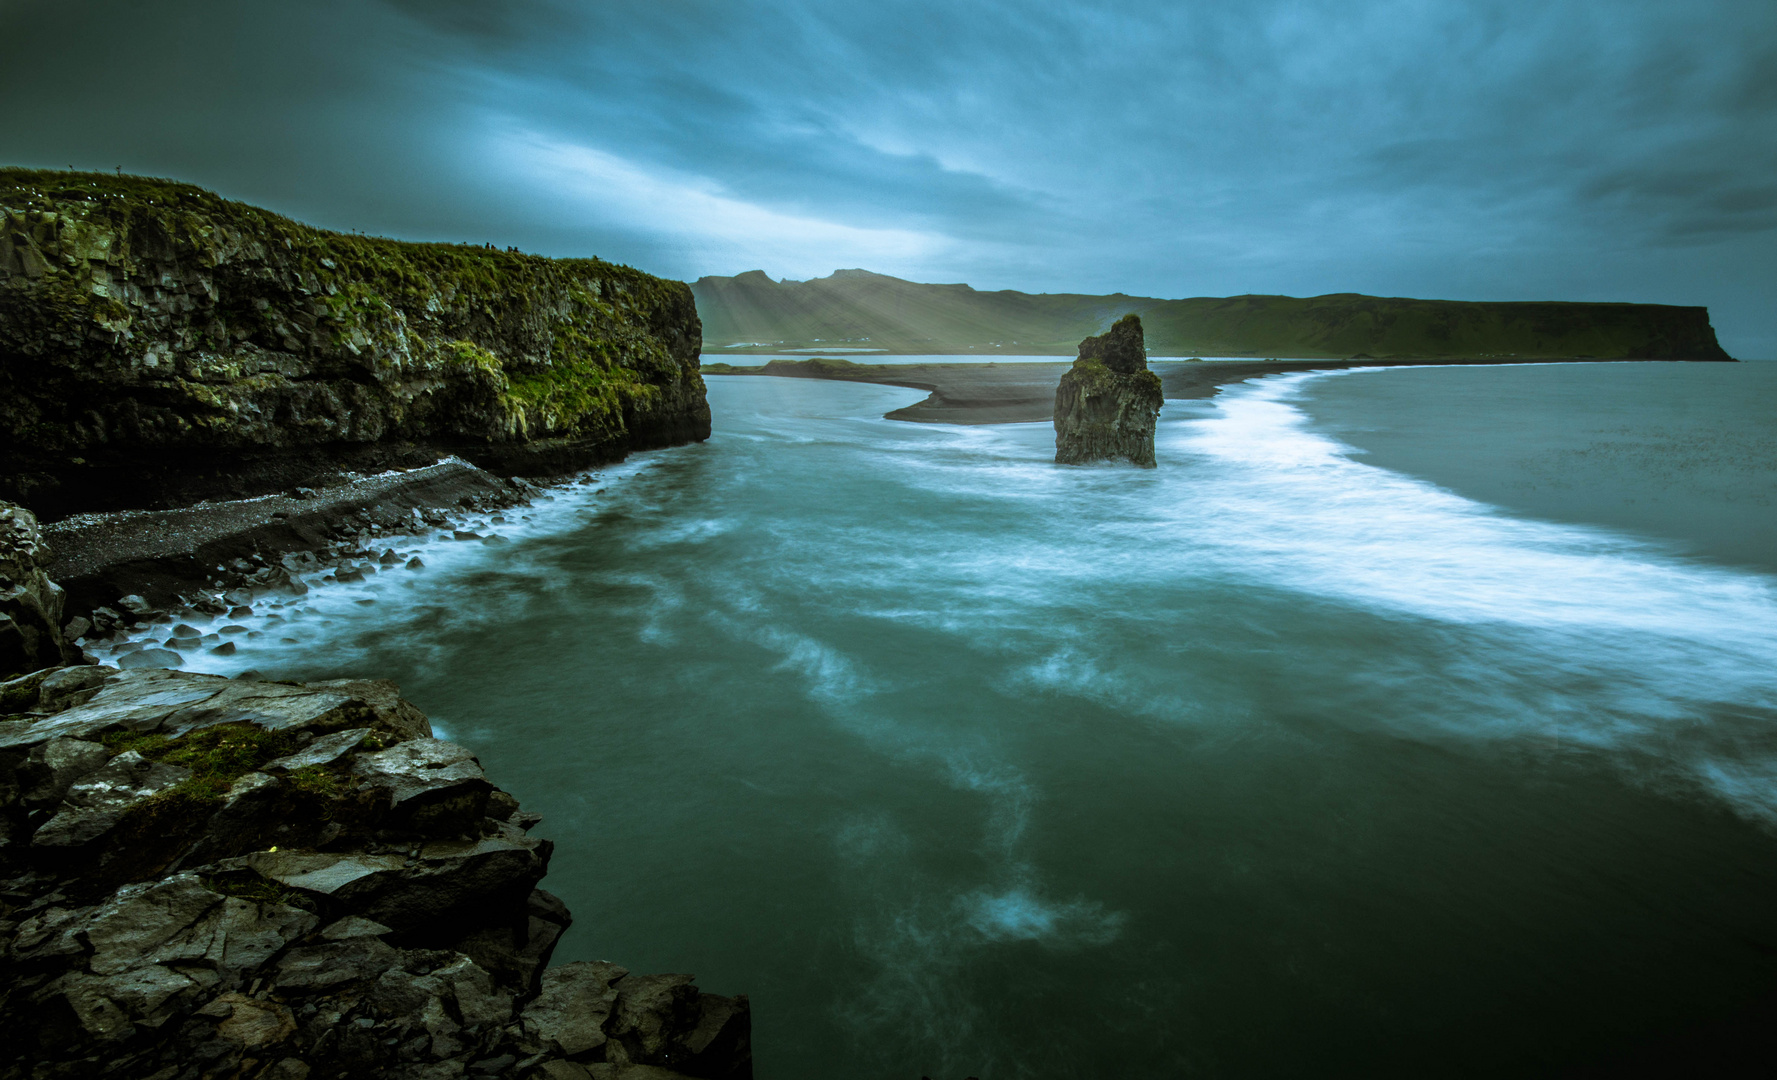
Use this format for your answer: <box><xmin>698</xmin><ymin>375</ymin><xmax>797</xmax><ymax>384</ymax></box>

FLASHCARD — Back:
<box><xmin>0</xmin><ymin>666</ymin><xmax>750</xmax><ymax>1080</ymax></box>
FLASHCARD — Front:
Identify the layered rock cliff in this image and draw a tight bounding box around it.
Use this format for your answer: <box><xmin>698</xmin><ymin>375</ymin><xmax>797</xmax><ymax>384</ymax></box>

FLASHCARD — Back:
<box><xmin>1053</xmin><ymin>315</ymin><xmax>1163</xmax><ymax>467</ymax></box>
<box><xmin>0</xmin><ymin>170</ymin><xmax>711</xmax><ymax>519</ymax></box>
<box><xmin>0</xmin><ymin>666</ymin><xmax>751</xmax><ymax>1080</ymax></box>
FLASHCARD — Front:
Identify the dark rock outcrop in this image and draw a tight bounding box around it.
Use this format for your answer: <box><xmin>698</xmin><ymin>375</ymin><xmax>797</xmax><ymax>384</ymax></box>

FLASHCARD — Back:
<box><xmin>1053</xmin><ymin>315</ymin><xmax>1164</xmax><ymax>467</ymax></box>
<box><xmin>0</xmin><ymin>501</ymin><xmax>80</xmax><ymax>680</ymax></box>
<box><xmin>0</xmin><ymin>170</ymin><xmax>711</xmax><ymax>519</ymax></box>
<box><xmin>0</xmin><ymin>666</ymin><xmax>751</xmax><ymax>1080</ymax></box>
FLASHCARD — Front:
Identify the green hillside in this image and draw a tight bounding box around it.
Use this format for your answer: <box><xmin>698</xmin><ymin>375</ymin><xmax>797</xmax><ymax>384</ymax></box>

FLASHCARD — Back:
<box><xmin>691</xmin><ymin>269</ymin><xmax>1732</xmax><ymax>360</ymax></box>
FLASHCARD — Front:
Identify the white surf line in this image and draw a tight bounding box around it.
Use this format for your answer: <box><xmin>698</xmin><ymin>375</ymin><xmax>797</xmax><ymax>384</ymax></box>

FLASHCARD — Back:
<box><xmin>85</xmin><ymin>456</ymin><xmax>659</xmax><ymax>679</ymax></box>
<box><xmin>1173</xmin><ymin>369</ymin><xmax>1777</xmax><ymax>819</ymax></box>
<box><xmin>1169</xmin><ymin>370</ymin><xmax>1777</xmax><ymax>636</ymax></box>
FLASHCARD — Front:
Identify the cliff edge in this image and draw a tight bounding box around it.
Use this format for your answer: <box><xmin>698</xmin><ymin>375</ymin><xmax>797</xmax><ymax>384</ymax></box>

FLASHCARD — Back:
<box><xmin>1053</xmin><ymin>315</ymin><xmax>1164</xmax><ymax>467</ymax></box>
<box><xmin>0</xmin><ymin>170</ymin><xmax>711</xmax><ymax>519</ymax></box>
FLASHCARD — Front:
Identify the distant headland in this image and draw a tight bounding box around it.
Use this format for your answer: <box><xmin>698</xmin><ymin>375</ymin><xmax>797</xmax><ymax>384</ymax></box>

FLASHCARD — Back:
<box><xmin>692</xmin><ymin>268</ymin><xmax>1733</xmax><ymax>361</ymax></box>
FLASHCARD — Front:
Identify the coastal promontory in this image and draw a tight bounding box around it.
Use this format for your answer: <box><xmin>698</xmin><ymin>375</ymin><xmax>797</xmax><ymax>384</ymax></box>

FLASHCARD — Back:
<box><xmin>0</xmin><ymin>171</ymin><xmax>750</xmax><ymax>1080</ymax></box>
<box><xmin>0</xmin><ymin>171</ymin><xmax>711</xmax><ymax>519</ymax></box>
<box><xmin>1053</xmin><ymin>315</ymin><xmax>1164</xmax><ymax>467</ymax></box>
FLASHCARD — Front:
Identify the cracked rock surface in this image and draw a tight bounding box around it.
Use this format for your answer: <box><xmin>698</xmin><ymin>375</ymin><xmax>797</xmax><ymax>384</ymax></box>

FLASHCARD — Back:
<box><xmin>0</xmin><ymin>666</ymin><xmax>750</xmax><ymax>1080</ymax></box>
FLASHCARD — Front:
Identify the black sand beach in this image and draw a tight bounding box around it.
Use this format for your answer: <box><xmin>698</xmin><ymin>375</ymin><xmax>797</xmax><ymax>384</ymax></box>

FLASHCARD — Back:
<box><xmin>703</xmin><ymin>357</ymin><xmax>1724</xmax><ymax>425</ymax></box>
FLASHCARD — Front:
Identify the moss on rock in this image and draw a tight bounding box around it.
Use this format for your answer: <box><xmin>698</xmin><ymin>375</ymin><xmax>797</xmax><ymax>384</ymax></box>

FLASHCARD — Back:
<box><xmin>105</xmin><ymin>720</ymin><xmax>301</xmax><ymax>805</ymax></box>
<box><xmin>0</xmin><ymin>169</ymin><xmax>710</xmax><ymax>515</ymax></box>
<box><xmin>1054</xmin><ymin>314</ymin><xmax>1163</xmax><ymax>467</ymax></box>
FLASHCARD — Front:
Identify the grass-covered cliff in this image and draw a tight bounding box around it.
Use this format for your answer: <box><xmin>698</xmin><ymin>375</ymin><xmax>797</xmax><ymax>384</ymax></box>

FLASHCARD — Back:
<box><xmin>0</xmin><ymin>170</ymin><xmax>710</xmax><ymax>517</ymax></box>
<box><xmin>693</xmin><ymin>268</ymin><xmax>1733</xmax><ymax>361</ymax></box>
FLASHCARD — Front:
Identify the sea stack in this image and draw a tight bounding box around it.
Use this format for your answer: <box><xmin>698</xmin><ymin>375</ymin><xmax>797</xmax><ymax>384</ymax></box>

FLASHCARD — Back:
<box><xmin>1053</xmin><ymin>314</ymin><xmax>1164</xmax><ymax>467</ymax></box>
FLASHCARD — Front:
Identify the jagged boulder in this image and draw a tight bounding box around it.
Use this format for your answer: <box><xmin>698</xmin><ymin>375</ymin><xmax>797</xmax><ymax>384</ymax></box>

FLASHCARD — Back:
<box><xmin>519</xmin><ymin>962</ymin><xmax>629</xmax><ymax>1058</ymax></box>
<box><xmin>0</xmin><ymin>500</ymin><xmax>79</xmax><ymax>679</ymax></box>
<box><xmin>1053</xmin><ymin>314</ymin><xmax>1164</xmax><ymax>467</ymax></box>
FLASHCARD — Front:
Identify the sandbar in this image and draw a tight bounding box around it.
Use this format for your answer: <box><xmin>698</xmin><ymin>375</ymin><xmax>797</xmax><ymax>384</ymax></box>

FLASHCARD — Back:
<box><xmin>703</xmin><ymin>357</ymin><xmax>1666</xmax><ymax>425</ymax></box>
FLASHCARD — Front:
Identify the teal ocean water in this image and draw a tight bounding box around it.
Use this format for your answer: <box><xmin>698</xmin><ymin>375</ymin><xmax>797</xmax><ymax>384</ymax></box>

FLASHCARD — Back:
<box><xmin>143</xmin><ymin>363</ymin><xmax>1777</xmax><ymax>1077</ymax></box>
<box><xmin>1297</xmin><ymin>362</ymin><xmax>1777</xmax><ymax>576</ymax></box>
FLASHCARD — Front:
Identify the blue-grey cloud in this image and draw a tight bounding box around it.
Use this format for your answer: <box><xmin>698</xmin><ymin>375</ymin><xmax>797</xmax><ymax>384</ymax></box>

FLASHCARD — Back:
<box><xmin>2</xmin><ymin>0</ymin><xmax>1771</xmax><ymax>354</ymax></box>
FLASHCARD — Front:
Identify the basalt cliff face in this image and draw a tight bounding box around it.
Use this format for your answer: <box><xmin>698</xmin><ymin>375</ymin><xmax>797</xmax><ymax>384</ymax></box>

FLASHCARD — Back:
<box><xmin>1053</xmin><ymin>315</ymin><xmax>1163</xmax><ymax>468</ymax></box>
<box><xmin>0</xmin><ymin>171</ymin><xmax>710</xmax><ymax>519</ymax></box>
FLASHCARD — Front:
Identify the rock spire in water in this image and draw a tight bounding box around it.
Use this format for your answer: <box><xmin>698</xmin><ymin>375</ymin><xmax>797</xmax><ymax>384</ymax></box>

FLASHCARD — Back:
<box><xmin>1053</xmin><ymin>314</ymin><xmax>1164</xmax><ymax>467</ymax></box>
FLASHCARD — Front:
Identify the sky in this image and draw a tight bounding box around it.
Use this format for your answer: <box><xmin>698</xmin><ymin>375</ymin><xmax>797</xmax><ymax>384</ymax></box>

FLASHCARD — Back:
<box><xmin>3</xmin><ymin>0</ymin><xmax>1774</xmax><ymax>355</ymax></box>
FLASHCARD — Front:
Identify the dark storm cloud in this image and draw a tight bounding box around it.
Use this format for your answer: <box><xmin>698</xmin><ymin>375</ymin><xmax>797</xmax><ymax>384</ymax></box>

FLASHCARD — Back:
<box><xmin>2</xmin><ymin>0</ymin><xmax>1772</xmax><ymax>353</ymax></box>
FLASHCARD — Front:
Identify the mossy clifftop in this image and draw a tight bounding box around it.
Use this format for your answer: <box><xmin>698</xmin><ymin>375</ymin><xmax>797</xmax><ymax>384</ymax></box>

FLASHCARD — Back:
<box><xmin>0</xmin><ymin>170</ymin><xmax>710</xmax><ymax>516</ymax></box>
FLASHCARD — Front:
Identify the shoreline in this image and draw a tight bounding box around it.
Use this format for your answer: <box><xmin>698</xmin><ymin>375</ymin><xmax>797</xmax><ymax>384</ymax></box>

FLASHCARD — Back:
<box><xmin>45</xmin><ymin>353</ymin><xmax>1743</xmax><ymax>650</ymax></box>
<box><xmin>38</xmin><ymin>458</ymin><xmax>627</xmax><ymax>673</ymax></box>
<box><xmin>705</xmin><ymin>356</ymin><xmax>1735</xmax><ymax>425</ymax></box>
<box><xmin>1</xmin><ymin>461</ymin><xmax>753</xmax><ymax>1078</ymax></box>
<box><xmin>44</xmin><ymin>459</ymin><xmax>539</xmax><ymax>624</ymax></box>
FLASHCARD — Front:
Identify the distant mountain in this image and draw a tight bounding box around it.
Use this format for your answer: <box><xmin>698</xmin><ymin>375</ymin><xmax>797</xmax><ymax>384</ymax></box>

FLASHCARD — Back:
<box><xmin>690</xmin><ymin>269</ymin><xmax>1732</xmax><ymax>360</ymax></box>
